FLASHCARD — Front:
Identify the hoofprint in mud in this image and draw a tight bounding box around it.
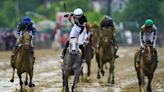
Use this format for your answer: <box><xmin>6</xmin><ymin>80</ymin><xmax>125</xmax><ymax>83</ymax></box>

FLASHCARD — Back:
<box><xmin>0</xmin><ymin>47</ymin><xmax>163</xmax><ymax>92</ymax></box>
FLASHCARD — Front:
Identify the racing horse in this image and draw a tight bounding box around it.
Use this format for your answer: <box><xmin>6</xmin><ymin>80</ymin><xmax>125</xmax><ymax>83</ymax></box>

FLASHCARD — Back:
<box><xmin>134</xmin><ymin>40</ymin><xmax>157</xmax><ymax>92</ymax></box>
<box><xmin>62</xmin><ymin>37</ymin><xmax>82</xmax><ymax>92</ymax></box>
<box><xmin>81</xmin><ymin>36</ymin><xmax>94</xmax><ymax>81</ymax></box>
<box><xmin>10</xmin><ymin>30</ymin><xmax>35</xmax><ymax>90</ymax></box>
<box><xmin>96</xmin><ymin>27</ymin><xmax>116</xmax><ymax>84</ymax></box>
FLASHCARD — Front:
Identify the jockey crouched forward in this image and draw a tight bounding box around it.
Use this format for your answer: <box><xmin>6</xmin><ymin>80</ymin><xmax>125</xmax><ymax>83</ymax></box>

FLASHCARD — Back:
<box><xmin>11</xmin><ymin>16</ymin><xmax>36</xmax><ymax>63</ymax></box>
<box><xmin>100</xmin><ymin>15</ymin><xmax>119</xmax><ymax>58</ymax></box>
<box><xmin>136</xmin><ymin>19</ymin><xmax>158</xmax><ymax>65</ymax></box>
<box><xmin>60</xmin><ymin>8</ymin><xmax>89</xmax><ymax>65</ymax></box>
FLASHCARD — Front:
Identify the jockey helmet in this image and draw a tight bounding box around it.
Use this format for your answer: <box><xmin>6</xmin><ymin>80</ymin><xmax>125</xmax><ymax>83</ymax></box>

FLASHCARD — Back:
<box><xmin>103</xmin><ymin>15</ymin><xmax>109</xmax><ymax>20</ymax></box>
<box><xmin>73</xmin><ymin>8</ymin><xmax>83</xmax><ymax>16</ymax></box>
<box><xmin>23</xmin><ymin>16</ymin><xmax>31</xmax><ymax>22</ymax></box>
<box><xmin>145</xmin><ymin>19</ymin><xmax>153</xmax><ymax>26</ymax></box>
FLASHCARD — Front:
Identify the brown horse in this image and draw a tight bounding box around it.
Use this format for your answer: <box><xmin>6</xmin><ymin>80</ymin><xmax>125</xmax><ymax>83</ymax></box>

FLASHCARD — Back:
<box><xmin>81</xmin><ymin>40</ymin><xmax>94</xmax><ymax>81</ymax></box>
<box><xmin>10</xmin><ymin>30</ymin><xmax>35</xmax><ymax>90</ymax></box>
<box><xmin>91</xmin><ymin>23</ymin><xmax>100</xmax><ymax>49</ymax></box>
<box><xmin>134</xmin><ymin>41</ymin><xmax>157</xmax><ymax>92</ymax></box>
<box><xmin>96</xmin><ymin>27</ymin><xmax>115</xmax><ymax>84</ymax></box>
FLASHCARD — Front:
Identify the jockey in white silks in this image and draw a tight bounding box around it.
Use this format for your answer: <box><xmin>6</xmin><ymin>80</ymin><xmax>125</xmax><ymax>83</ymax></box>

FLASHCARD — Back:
<box><xmin>60</xmin><ymin>8</ymin><xmax>89</xmax><ymax>64</ymax></box>
<box><xmin>78</xmin><ymin>27</ymin><xmax>91</xmax><ymax>45</ymax></box>
<box><xmin>138</xmin><ymin>19</ymin><xmax>158</xmax><ymax>63</ymax></box>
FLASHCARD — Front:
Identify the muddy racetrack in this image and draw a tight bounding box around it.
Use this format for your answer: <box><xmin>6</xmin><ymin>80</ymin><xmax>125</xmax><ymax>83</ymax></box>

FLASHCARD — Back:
<box><xmin>0</xmin><ymin>47</ymin><xmax>163</xmax><ymax>92</ymax></box>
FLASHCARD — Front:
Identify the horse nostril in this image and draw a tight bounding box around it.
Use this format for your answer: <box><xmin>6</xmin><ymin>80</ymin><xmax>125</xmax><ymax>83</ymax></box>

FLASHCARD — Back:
<box><xmin>71</xmin><ymin>50</ymin><xmax>77</xmax><ymax>54</ymax></box>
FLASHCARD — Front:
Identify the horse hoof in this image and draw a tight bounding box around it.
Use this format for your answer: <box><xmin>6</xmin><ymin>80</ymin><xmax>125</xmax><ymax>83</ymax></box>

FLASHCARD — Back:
<box><xmin>147</xmin><ymin>87</ymin><xmax>152</xmax><ymax>92</ymax></box>
<box><xmin>24</xmin><ymin>81</ymin><xmax>28</xmax><ymax>86</ymax></box>
<box><xmin>10</xmin><ymin>79</ymin><xmax>14</xmax><ymax>83</ymax></box>
<box><xmin>111</xmin><ymin>80</ymin><xmax>115</xmax><ymax>84</ymax></box>
<box><xmin>97</xmin><ymin>75</ymin><xmax>100</xmax><ymax>79</ymax></box>
<box><xmin>29</xmin><ymin>83</ymin><xmax>35</xmax><ymax>87</ymax></box>
<box><xmin>101</xmin><ymin>71</ymin><xmax>105</xmax><ymax>76</ymax></box>
<box><xmin>72</xmin><ymin>87</ymin><xmax>78</xmax><ymax>92</ymax></box>
<box><xmin>87</xmin><ymin>77</ymin><xmax>90</xmax><ymax>81</ymax></box>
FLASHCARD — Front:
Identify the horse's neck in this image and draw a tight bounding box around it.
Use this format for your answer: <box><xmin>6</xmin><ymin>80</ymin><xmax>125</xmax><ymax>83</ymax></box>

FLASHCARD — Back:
<box><xmin>101</xmin><ymin>42</ymin><xmax>113</xmax><ymax>55</ymax></box>
<box><xmin>17</xmin><ymin>47</ymin><xmax>30</xmax><ymax>62</ymax></box>
<box><xmin>142</xmin><ymin>48</ymin><xmax>153</xmax><ymax>63</ymax></box>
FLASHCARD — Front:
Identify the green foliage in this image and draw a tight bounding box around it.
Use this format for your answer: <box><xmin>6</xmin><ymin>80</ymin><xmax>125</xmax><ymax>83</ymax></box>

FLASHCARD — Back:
<box><xmin>18</xmin><ymin>0</ymin><xmax>43</xmax><ymax>15</ymax></box>
<box><xmin>121</xmin><ymin>0</ymin><xmax>164</xmax><ymax>31</ymax></box>
<box><xmin>37</xmin><ymin>0</ymin><xmax>93</xmax><ymax>20</ymax></box>
<box><xmin>64</xmin><ymin>0</ymin><xmax>93</xmax><ymax>12</ymax></box>
<box><xmin>86</xmin><ymin>11</ymin><xmax>104</xmax><ymax>24</ymax></box>
<box><xmin>0</xmin><ymin>0</ymin><xmax>16</xmax><ymax>28</ymax></box>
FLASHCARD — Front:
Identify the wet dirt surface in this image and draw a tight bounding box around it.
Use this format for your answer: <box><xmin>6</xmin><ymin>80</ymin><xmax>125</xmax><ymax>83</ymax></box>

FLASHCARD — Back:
<box><xmin>0</xmin><ymin>47</ymin><xmax>163</xmax><ymax>92</ymax></box>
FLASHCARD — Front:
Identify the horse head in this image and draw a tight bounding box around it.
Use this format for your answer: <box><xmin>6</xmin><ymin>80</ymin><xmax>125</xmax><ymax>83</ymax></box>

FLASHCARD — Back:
<box><xmin>69</xmin><ymin>37</ymin><xmax>78</xmax><ymax>55</ymax></box>
<box><xmin>143</xmin><ymin>40</ymin><xmax>153</xmax><ymax>63</ymax></box>
<box><xmin>92</xmin><ymin>28</ymin><xmax>99</xmax><ymax>47</ymax></box>
<box><xmin>22</xmin><ymin>30</ymin><xmax>32</xmax><ymax>49</ymax></box>
<box><xmin>101</xmin><ymin>27</ymin><xmax>112</xmax><ymax>45</ymax></box>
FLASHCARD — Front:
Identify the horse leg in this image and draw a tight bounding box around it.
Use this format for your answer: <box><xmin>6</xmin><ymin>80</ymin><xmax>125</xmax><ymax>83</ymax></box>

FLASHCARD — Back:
<box><xmin>10</xmin><ymin>68</ymin><xmax>15</xmax><ymax>82</ymax></box>
<box><xmin>63</xmin><ymin>71</ymin><xmax>69</xmax><ymax>92</ymax></box>
<box><xmin>97</xmin><ymin>68</ymin><xmax>101</xmax><ymax>79</ymax></box>
<box><xmin>72</xmin><ymin>69</ymin><xmax>81</xmax><ymax>92</ymax></box>
<box><xmin>29</xmin><ymin>71</ymin><xmax>35</xmax><ymax>87</ymax></box>
<box><xmin>87</xmin><ymin>61</ymin><xmax>91</xmax><ymax>77</ymax></box>
<box><xmin>108</xmin><ymin>61</ymin><xmax>115</xmax><ymax>84</ymax></box>
<box><xmin>97</xmin><ymin>59</ymin><xmax>101</xmax><ymax>79</ymax></box>
<box><xmin>86</xmin><ymin>61</ymin><xmax>91</xmax><ymax>81</ymax></box>
<box><xmin>18</xmin><ymin>73</ymin><xmax>23</xmax><ymax>90</ymax></box>
<box><xmin>62</xmin><ymin>70</ymin><xmax>65</xmax><ymax>91</ymax></box>
<box><xmin>111</xmin><ymin>63</ymin><xmax>115</xmax><ymax>84</ymax></box>
<box><xmin>147</xmin><ymin>75</ymin><xmax>153</xmax><ymax>92</ymax></box>
<box><xmin>136</xmin><ymin>71</ymin><xmax>142</xmax><ymax>92</ymax></box>
<box><xmin>100</xmin><ymin>62</ymin><xmax>105</xmax><ymax>76</ymax></box>
<box><xmin>24</xmin><ymin>73</ymin><xmax>28</xmax><ymax>86</ymax></box>
<box><xmin>140</xmin><ymin>69</ymin><xmax>145</xmax><ymax>92</ymax></box>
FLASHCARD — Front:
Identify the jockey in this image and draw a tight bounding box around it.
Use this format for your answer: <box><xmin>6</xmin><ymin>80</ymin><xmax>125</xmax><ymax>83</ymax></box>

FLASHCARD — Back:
<box><xmin>139</xmin><ymin>19</ymin><xmax>158</xmax><ymax>62</ymax></box>
<box><xmin>11</xmin><ymin>16</ymin><xmax>36</xmax><ymax>60</ymax></box>
<box><xmin>100</xmin><ymin>15</ymin><xmax>119</xmax><ymax>58</ymax></box>
<box><xmin>60</xmin><ymin>8</ymin><xmax>88</xmax><ymax>63</ymax></box>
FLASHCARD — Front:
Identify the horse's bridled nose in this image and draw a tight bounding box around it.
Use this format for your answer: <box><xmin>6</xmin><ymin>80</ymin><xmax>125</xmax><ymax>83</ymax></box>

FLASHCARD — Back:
<box><xmin>71</xmin><ymin>50</ymin><xmax>77</xmax><ymax>54</ymax></box>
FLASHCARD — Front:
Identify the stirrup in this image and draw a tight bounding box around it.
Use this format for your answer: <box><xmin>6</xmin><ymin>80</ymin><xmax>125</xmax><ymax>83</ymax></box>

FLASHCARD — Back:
<box><xmin>115</xmin><ymin>55</ymin><xmax>119</xmax><ymax>58</ymax></box>
<box><xmin>60</xmin><ymin>55</ymin><xmax>64</xmax><ymax>59</ymax></box>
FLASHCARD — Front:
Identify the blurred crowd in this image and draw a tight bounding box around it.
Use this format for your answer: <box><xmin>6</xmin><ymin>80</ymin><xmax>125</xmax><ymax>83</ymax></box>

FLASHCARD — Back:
<box><xmin>0</xmin><ymin>28</ymin><xmax>53</xmax><ymax>51</ymax></box>
<box><xmin>0</xmin><ymin>28</ymin><xmax>16</xmax><ymax>51</ymax></box>
<box><xmin>0</xmin><ymin>23</ymin><xmax>164</xmax><ymax>51</ymax></box>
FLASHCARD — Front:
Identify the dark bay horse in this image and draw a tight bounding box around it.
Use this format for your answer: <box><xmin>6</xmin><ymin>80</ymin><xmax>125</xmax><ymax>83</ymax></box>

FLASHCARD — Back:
<box><xmin>62</xmin><ymin>37</ymin><xmax>82</xmax><ymax>92</ymax></box>
<box><xmin>134</xmin><ymin>41</ymin><xmax>157</xmax><ymax>92</ymax></box>
<box><xmin>82</xmin><ymin>40</ymin><xmax>94</xmax><ymax>81</ymax></box>
<box><xmin>96</xmin><ymin>27</ymin><xmax>115</xmax><ymax>84</ymax></box>
<box><xmin>91</xmin><ymin>23</ymin><xmax>100</xmax><ymax>49</ymax></box>
<box><xmin>10</xmin><ymin>30</ymin><xmax>35</xmax><ymax>90</ymax></box>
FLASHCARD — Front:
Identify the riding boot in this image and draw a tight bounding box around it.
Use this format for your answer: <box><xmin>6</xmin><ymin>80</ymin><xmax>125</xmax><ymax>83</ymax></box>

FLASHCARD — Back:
<box><xmin>112</xmin><ymin>38</ymin><xmax>119</xmax><ymax>58</ymax></box>
<box><xmin>60</xmin><ymin>41</ymin><xmax>69</xmax><ymax>59</ymax></box>
<box><xmin>153</xmin><ymin>49</ymin><xmax>158</xmax><ymax>63</ymax></box>
<box><xmin>30</xmin><ymin>47</ymin><xmax>35</xmax><ymax>64</ymax></box>
<box><xmin>11</xmin><ymin>46</ymin><xmax>18</xmax><ymax>61</ymax></box>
